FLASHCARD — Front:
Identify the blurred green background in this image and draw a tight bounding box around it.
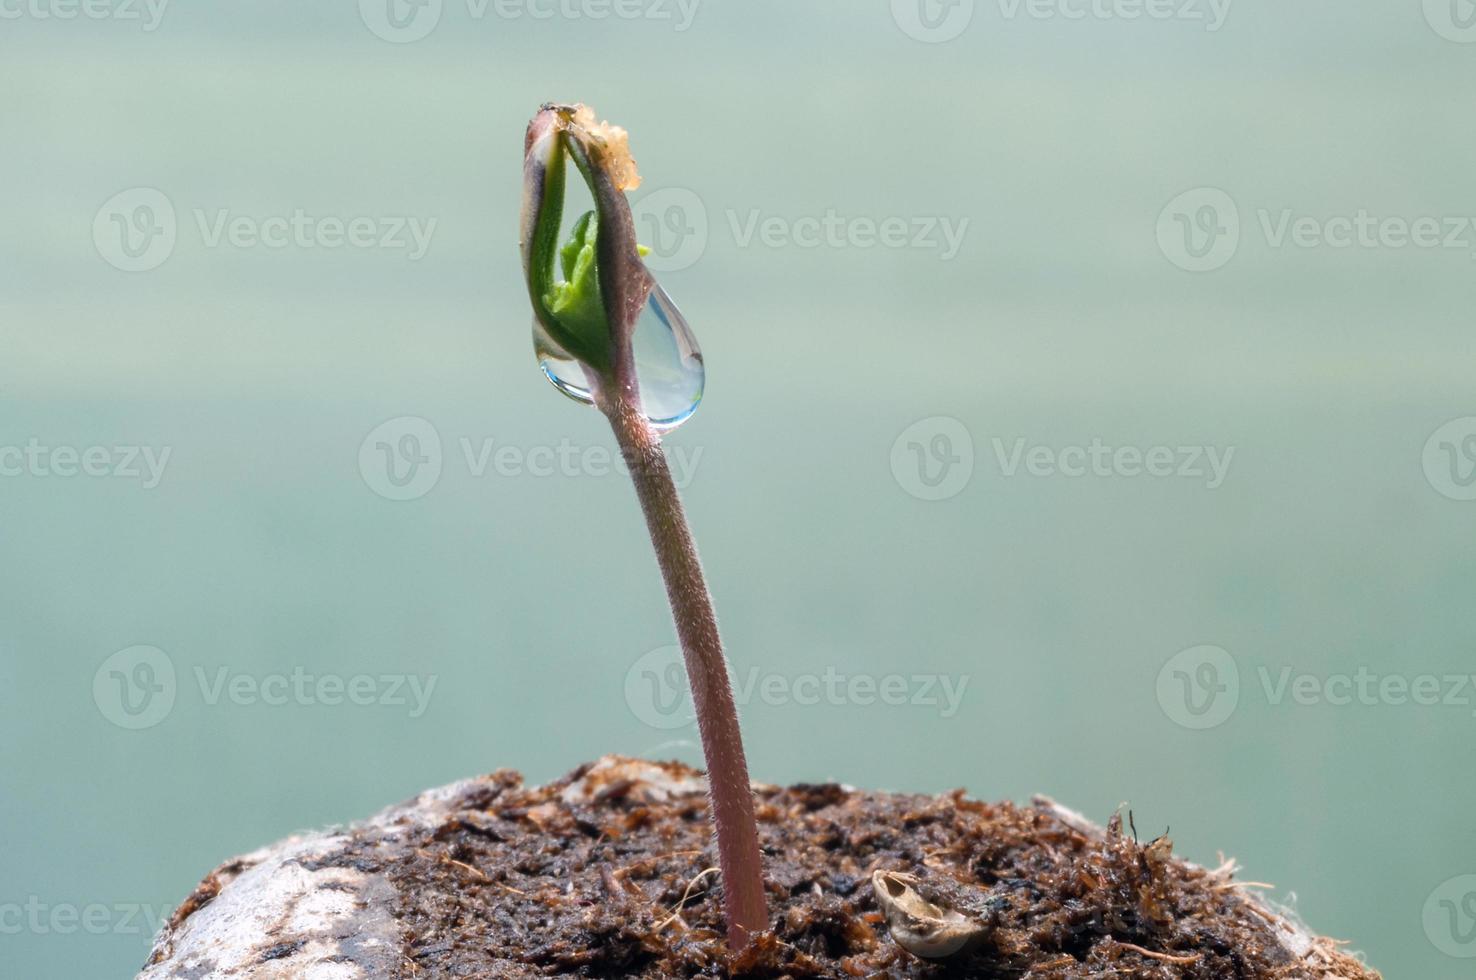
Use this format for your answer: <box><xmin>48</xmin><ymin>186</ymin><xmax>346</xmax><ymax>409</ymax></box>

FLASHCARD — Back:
<box><xmin>3</xmin><ymin>1</ymin><xmax>1474</xmax><ymax>976</ymax></box>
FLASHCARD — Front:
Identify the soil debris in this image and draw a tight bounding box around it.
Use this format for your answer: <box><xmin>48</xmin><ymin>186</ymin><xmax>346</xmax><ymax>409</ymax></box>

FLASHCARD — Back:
<box><xmin>142</xmin><ymin>757</ymin><xmax>1380</xmax><ymax>979</ymax></box>
<box><xmin>377</xmin><ymin>759</ymin><xmax>1378</xmax><ymax>978</ymax></box>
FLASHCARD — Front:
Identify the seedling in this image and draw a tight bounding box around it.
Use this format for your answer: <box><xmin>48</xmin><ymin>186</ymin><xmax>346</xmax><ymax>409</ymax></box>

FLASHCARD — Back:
<box><xmin>519</xmin><ymin>103</ymin><xmax>768</xmax><ymax>950</ymax></box>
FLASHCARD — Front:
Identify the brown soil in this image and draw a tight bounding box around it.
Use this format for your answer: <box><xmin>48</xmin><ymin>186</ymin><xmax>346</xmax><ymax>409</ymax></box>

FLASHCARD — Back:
<box><xmin>279</xmin><ymin>758</ymin><xmax>1378</xmax><ymax>979</ymax></box>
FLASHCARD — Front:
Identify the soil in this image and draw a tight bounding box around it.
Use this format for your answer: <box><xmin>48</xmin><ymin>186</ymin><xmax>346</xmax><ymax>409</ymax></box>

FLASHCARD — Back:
<box><xmin>144</xmin><ymin>757</ymin><xmax>1379</xmax><ymax>979</ymax></box>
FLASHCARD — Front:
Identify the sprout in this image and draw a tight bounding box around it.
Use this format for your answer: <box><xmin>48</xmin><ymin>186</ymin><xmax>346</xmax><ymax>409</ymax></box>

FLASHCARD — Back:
<box><xmin>521</xmin><ymin>103</ymin><xmax>655</xmax><ymax>404</ymax></box>
<box><xmin>519</xmin><ymin>102</ymin><xmax>769</xmax><ymax>951</ymax></box>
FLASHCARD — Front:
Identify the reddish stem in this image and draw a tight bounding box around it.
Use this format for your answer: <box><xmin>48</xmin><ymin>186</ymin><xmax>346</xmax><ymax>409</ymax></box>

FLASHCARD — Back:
<box><xmin>603</xmin><ymin>395</ymin><xmax>769</xmax><ymax>950</ymax></box>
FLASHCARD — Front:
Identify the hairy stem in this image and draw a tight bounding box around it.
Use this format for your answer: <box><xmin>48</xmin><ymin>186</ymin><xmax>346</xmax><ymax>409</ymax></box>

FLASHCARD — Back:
<box><xmin>603</xmin><ymin>396</ymin><xmax>768</xmax><ymax>950</ymax></box>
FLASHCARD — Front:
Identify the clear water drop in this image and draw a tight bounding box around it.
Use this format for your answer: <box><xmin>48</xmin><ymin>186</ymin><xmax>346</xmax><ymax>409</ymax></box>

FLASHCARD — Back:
<box><xmin>533</xmin><ymin>283</ymin><xmax>705</xmax><ymax>431</ymax></box>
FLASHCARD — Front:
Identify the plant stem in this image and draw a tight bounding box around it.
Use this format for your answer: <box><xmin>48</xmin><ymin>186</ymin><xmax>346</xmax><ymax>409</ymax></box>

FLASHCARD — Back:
<box><xmin>603</xmin><ymin>395</ymin><xmax>769</xmax><ymax>950</ymax></box>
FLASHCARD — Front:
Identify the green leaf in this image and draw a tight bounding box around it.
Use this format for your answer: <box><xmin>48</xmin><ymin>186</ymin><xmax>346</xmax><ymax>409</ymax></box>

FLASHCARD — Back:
<box><xmin>543</xmin><ymin>210</ymin><xmax>611</xmax><ymax>365</ymax></box>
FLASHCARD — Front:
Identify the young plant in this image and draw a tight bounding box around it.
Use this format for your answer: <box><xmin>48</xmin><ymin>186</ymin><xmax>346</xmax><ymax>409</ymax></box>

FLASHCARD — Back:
<box><xmin>519</xmin><ymin>103</ymin><xmax>768</xmax><ymax>950</ymax></box>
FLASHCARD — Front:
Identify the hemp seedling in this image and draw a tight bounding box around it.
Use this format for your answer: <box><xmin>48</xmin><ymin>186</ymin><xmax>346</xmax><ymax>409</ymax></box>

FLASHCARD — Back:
<box><xmin>519</xmin><ymin>103</ymin><xmax>768</xmax><ymax>950</ymax></box>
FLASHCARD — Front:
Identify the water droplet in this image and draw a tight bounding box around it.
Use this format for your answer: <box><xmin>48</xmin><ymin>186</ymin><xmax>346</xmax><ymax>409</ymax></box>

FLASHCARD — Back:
<box><xmin>533</xmin><ymin>283</ymin><xmax>705</xmax><ymax>431</ymax></box>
